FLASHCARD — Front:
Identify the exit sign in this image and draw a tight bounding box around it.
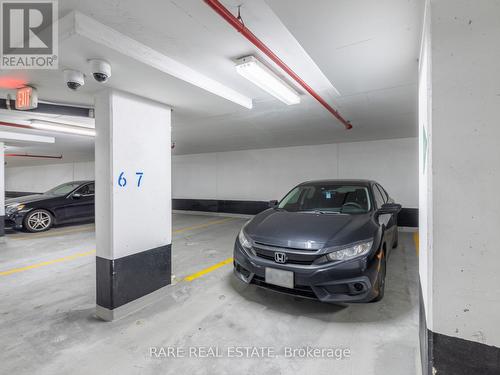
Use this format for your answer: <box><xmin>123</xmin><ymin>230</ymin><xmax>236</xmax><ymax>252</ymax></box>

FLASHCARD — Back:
<box><xmin>15</xmin><ymin>86</ymin><xmax>38</xmax><ymax>110</ymax></box>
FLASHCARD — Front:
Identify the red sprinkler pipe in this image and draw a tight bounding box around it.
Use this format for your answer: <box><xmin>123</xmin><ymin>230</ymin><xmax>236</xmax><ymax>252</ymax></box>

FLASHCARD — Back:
<box><xmin>203</xmin><ymin>0</ymin><xmax>352</xmax><ymax>130</ymax></box>
<box><xmin>5</xmin><ymin>153</ymin><xmax>63</xmax><ymax>159</ymax></box>
<box><xmin>0</xmin><ymin>120</ymin><xmax>32</xmax><ymax>130</ymax></box>
<box><xmin>0</xmin><ymin>121</ymin><xmax>63</xmax><ymax>159</ymax></box>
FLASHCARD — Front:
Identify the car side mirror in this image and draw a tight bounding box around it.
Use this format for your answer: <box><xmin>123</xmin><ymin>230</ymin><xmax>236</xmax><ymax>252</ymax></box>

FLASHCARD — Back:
<box><xmin>72</xmin><ymin>193</ymin><xmax>82</xmax><ymax>199</ymax></box>
<box><xmin>377</xmin><ymin>203</ymin><xmax>402</xmax><ymax>216</ymax></box>
<box><xmin>269</xmin><ymin>200</ymin><xmax>279</xmax><ymax>208</ymax></box>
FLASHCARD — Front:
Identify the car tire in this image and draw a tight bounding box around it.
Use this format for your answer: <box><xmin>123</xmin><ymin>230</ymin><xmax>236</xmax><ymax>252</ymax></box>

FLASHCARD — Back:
<box><xmin>371</xmin><ymin>253</ymin><xmax>386</xmax><ymax>302</ymax></box>
<box><xmin>23</xmin><ymin>209</ymin><xmax>54</xmax><ymax>233</ymax></box>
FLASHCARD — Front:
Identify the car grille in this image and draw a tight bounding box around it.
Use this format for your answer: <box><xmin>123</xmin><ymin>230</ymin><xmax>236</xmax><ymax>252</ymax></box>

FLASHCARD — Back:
<box><xmin>252</xmin><ymin>243</ymin><xmax>319</xmax><ymax>265</ymax></box>
<box><xmin>251</xmin><ymin>275</ymin><xmax>317</xmax><ymax>299</ymax></box>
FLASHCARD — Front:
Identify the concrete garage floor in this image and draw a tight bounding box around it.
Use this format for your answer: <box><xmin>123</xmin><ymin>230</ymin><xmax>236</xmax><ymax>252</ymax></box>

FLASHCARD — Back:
<box><xmin>0</xmin><ymin>213</ymin><xmax>419</xmax><ymax>375</ymax></box>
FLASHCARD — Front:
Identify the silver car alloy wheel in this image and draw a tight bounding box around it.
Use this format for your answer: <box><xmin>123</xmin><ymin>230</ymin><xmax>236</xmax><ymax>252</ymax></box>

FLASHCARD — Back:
<box><xmin>27</xmin><ymin>211</ymin><xmax>52</xmax><ymax>231</ymax></box>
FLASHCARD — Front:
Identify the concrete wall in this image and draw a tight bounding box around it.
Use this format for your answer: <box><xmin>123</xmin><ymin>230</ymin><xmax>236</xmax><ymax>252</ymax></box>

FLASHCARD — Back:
<box><xmin>427</xmin><ymin>0</ymin><xmax>500</xmax><ymax>348</ymax></box>
<box><xmin>418</xmin><ymin>0</ymin><xmax>433</xmax><ymax>331</ymax></box>
<box><xmin>5</xmin><ymin>138</ymin><xmax>418</xmax><ymax>207</ymax></box>
<box><xmin>5</xmin><ymin>161</ymin><xmax>94</xmax><ymax>192</ymax></box>
<box><xmin>172</xmin><ymin>137</ymin><xmax>418</xmax><ymax>208</ymax></box>
<box><xmin>0</xmin><ymin>143</ymin><xmax>4</xmax><ymax>234</ymax></box>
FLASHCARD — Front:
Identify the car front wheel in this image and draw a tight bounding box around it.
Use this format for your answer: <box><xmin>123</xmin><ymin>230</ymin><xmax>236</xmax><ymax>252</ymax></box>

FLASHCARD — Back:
<box><xmin>24</xmin><ymin>209</ymin><xmax>53</xmax><ymax>232</ymax></box>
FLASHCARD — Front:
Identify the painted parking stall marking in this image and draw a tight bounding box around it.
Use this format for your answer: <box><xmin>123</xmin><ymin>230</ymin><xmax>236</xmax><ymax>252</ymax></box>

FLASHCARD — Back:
<box><xmin>184</xmin><ymin>257</ymin><xmax>234</xmax><ymax>282</ymax></box>
<box><xmin>0</xmin><ymin>217</ymin><xmax>235</xmax><ymax>277</ymax></box>
<box><xmin>0</xmin><ymin>249</ymin><xmax>96</xmax><ymax>276</ymax></box>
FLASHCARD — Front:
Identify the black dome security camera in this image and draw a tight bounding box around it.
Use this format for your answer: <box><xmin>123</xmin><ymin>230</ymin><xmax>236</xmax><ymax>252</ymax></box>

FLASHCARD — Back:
<box><xmin>64</xmin><ymin>69</ymin><xmax>85</xmax><ymax>91</ymax></box>
<box><xmin>89</xmin><ymin>59</ymin><xmax>112</xmax><ymax>83</ymax></box>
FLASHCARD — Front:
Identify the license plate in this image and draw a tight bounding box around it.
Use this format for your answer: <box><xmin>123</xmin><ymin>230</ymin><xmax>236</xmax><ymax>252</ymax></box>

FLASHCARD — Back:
<box><xmin>265</xmin><ymin>268</ymin><xmax>294</xmax><ymax>289</ymax></box>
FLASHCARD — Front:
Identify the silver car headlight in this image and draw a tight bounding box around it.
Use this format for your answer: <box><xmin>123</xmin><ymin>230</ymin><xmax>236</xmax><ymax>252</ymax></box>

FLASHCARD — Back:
<box><xmin>5</xmin><ymin>203</ymin><xmax>25</xmax><ymax>214</ymax></box>
<box><xmin>326</xmin><ymin>240</ymin><xmax>374</xmax><ymax>261</ymax></box>
<box><xmin>238</xmin><ymin>228</ymin><xmax>255</xmax><ymax>255</ymax></box>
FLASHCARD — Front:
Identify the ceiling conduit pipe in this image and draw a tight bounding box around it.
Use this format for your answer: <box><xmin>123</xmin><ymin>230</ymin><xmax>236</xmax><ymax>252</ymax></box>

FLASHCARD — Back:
<box><xmin>5</xmin><ymin>153</ymin><xmax>63</xmax><ymax>159</ymax></box>
<box><xmin>0</xmin><ymin>120</ymin><xmax>32</xmax><ymax>130</ymax></box>
<box><xmin>203</xmin><ymin>0</ymin><xmax>352</xmax><ymax>130</ymax></box>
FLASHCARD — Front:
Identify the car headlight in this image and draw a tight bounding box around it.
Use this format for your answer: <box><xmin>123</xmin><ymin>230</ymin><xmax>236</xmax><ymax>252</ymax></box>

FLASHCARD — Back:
<box><xmin>5</xmin><ymin>203</ymin><xmax>25</xmax><ymax>214</ymax></box>
<box><xmin>238</xmin><ymin>228</ymin><xmax>255</xmax><ymax>255</ymax></box>
<box><xmin>326</xmin><ymin>240</ymin><xmax>374</xmax><ymax>261</ymax></box>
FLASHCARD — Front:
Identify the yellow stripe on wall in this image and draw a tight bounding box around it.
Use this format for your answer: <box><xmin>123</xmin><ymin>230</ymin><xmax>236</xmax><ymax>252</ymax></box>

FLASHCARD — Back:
<box><xmin>413</xmin><ymin>232</ymin><xmax>419</xmax><ymax>256</ymax></box>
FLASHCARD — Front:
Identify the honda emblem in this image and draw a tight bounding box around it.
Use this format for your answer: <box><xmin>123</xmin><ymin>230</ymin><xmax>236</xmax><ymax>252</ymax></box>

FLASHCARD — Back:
<box><xmin>274</xmin><ymin>252</ymin><xmax>287</xmax><ymax>264</ymax></box>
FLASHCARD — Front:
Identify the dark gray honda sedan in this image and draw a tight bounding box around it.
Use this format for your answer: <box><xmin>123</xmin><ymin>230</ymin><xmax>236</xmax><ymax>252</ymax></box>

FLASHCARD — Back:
<box><xmin>233</xmin><ymin>180</ymin><xmax>401</xmax><ymax>303</ymax></box>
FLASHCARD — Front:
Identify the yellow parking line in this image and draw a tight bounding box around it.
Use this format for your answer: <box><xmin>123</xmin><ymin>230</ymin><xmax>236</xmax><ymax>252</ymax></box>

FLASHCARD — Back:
<box><xmin>0</xmin><ymin>250</ymin><xmax>96</xmax><ymax>276</ymax></box>
<box><xmin>8</xmin><ymin>217</ymin><xmax>233</xmax><ymax>241</ymax></box>
<box><xmin>184</xmin><ymin>257</ymin><xmax>234</xmax><ymax>282</ymax></box>
<box><xmin>8</xmin><ymin>225</ymin><xmax>95</xmax><ymax>241</ymax></box>
<box><xmin>0</xmin><ymin>218</ymin><xmax>234</xmax><ymax>277</ymax></box>
<box><xmin>173</xmin><ymin>218</ymin><xmax>234</xmax><ymax>234</ymax></box>
<box><xmin>413</xmin><ymin>232</ymin><xmax>419</xmax><ymax>256</ymax></box>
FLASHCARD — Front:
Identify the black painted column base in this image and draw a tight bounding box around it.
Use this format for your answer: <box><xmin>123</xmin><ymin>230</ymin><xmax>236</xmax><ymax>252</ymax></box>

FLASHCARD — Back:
<box><xmin>431</xmin><ymin>331</ymin><xmax>500</xmax><ymax>375</ymax></box>
<box><xmin>96</xmin><ymin>244</ymin><xmax>171</xmax><ymax>321</ymax></box>
<box><xmin>420</xmin><ymin>283</ymin><xmax>500</xmax><ymax>374</ymax></box>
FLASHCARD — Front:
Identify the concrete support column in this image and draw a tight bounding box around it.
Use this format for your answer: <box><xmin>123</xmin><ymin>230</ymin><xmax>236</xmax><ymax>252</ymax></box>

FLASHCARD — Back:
<box><xmin>419</xmin><ymin>1</ymin><xmax>500</xmax><ymax>374</ymax></box>
<box><xmin>0</xmin><ymin>142</ymin><xmax>4</xmax><ymax>237</ymax></box>
<box><xmin>94</xmin><ymin>90</ymin><xmax>172</xmax><ymax>321</ymax></box>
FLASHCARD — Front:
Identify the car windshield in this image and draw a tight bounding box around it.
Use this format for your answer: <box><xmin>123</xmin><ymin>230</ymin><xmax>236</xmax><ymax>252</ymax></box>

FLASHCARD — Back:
<box><xmin>278</xmin><ymin>184</ymin><xmax>371</xmax><ymax>214</ymax></box>
<box><xmin>45</xmin><ymin>182</ymin><xmax>82</xmax><ymax>196</ymax></box>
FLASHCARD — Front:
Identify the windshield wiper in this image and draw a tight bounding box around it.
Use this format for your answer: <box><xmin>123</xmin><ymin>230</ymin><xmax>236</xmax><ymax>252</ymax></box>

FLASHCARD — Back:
<box><xmin>298</xmin><ymin>210</ymin><xmax>341</xmax><ymax>215</ymax></box>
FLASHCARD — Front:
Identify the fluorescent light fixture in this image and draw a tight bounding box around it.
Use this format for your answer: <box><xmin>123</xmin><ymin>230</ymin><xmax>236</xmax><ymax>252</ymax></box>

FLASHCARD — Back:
<box><xmin>30</xmin><ymin>120</ymin><xmax>96</xmax><ymax>137</ymax></box>
<box><xmin>236</xmin><ymin>56</ymin><xmax>300</xmax><ymax>105</ymax></box>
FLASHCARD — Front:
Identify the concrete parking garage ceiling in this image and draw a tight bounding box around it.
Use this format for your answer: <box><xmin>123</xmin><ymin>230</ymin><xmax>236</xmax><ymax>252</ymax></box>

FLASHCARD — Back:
<box><xmin>0</xmin><ymin>0</ymin><xmax>423</xmax><ymax>161</ymax></box>
<box><xmin>0</xmin><ymin>109</ymin><xmax>95</xmax><ymax>167</ymax></box>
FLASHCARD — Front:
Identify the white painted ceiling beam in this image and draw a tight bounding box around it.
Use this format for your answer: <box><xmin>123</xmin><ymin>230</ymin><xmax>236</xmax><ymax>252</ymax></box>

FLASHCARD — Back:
<box><xmin>59</xmin><ymin>11</ymin><xmax>253</xmax><ymax>109</ymax></box>
<box><xmin>0</xmin><ymin>130</ymin><xmax>55</xmax><ymax>144</ymax></box>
